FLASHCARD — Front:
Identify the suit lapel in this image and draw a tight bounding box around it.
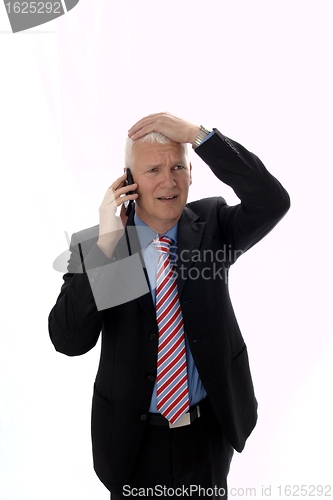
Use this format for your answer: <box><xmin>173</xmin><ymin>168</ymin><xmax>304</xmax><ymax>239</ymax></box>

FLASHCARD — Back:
<box><xmin>176</xmin><ymin>206</ymin><xmax>206</xmax><ymax>298</ymax></box>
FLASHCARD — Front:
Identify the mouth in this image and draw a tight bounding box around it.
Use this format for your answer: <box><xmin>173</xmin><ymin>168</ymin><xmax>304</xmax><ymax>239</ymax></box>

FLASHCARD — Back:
<box><xmin>157</xmin><ymin>195</ymin><xmax>178</xmax><ymax>201</ymax></box>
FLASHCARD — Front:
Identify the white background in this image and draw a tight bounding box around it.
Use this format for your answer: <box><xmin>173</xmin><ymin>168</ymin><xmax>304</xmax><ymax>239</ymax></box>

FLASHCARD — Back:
<box><xmin>0</xmin><ymin>1</ymin><xmax>332</xmax><ymax>499</ymax></box>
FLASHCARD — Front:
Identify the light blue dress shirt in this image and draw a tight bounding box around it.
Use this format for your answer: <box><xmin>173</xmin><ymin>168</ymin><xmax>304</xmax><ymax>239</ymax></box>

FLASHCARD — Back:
<box><xmin>134</xmin><ymin>214</ymin><xmax>207</xmax><ymax>413</ymax></box>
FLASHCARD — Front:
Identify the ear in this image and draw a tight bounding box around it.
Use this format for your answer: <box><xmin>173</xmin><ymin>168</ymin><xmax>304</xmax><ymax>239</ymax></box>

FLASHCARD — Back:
<box><xmin>189</xmin><ymin>163</ymin><xmax>192</xmax><ymax>185</ymax></box>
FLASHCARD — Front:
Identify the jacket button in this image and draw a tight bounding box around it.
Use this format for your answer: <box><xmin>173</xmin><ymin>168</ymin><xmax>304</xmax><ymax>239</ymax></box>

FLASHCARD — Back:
<box><xmin>150</xmin><ymin>334</ymin><xmax>157</xmax><ymax>341</ymax></box>
<box><xmin>140</xmin><ymin>414</ymin><xmax>147</xmax><ymax>421</ymax></box>
<box><xmin>147</xmin><ymin>375</ymin><xmax>155</xmax><ymax>382</ymax></box>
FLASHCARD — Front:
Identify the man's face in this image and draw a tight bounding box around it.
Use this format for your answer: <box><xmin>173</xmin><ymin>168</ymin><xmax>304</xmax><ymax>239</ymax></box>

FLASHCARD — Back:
<box><xmin>130</xmin><ymin>140</ymin><xmax>192</xmax><ymax>234</ymax></box>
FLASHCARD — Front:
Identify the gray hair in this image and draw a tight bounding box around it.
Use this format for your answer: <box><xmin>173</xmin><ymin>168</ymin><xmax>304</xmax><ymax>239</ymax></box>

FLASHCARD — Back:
<box><xmin>124</xmin><ymin>132</ymin><xmax>190</xmax><ymax>169</ymax></box>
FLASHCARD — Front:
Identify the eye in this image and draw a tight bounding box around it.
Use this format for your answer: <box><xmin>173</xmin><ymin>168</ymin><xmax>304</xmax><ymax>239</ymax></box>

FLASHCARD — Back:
<box><xmin>147</xmin><ymin>167</ymin><xmax>158</xmax><ymax>173</ymax></box>
<box><xmin>174</xmin><ymin>165</ymin><xmax>184</xmax><ymax>170</ymax></box>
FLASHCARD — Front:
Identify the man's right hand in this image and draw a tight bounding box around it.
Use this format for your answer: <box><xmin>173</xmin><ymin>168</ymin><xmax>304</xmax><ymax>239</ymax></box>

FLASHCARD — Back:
<box><xmin>97</xmin><ymin>173</ymin><xmax>138</xmax><ymax>258</ymax></box>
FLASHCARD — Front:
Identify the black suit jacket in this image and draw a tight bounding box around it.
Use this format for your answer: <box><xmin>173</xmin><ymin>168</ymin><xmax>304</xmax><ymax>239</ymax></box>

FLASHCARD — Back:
<box><xmin>49</xmin><ymin>129</ymin><xmax>290</xmax><ymax>493</ymax></box>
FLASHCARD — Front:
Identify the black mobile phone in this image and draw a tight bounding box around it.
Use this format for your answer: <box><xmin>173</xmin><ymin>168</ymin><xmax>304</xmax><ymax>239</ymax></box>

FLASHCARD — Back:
<box><xmin>125</xmin><ymin>168</ymin><xmax>135</xmax><ymax>217</ymax></box>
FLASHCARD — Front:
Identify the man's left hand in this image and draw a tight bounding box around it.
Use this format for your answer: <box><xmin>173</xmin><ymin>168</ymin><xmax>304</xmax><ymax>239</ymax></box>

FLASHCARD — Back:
<box><xmin>128</xmin><ymin>112</ymin><xmax>200</xmax><ymax>145</ymax></box>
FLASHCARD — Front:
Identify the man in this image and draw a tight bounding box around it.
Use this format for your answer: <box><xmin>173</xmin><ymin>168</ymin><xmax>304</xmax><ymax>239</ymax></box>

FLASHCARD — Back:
<box><xmin>49</xmin><ymin>112</ymin><xmax>290</xmax><ymax>498</ymax></box>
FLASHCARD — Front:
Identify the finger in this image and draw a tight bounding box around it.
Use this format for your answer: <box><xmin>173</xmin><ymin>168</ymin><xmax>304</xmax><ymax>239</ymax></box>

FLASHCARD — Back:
<box><xmin>128</xmin><ymin>112</ymin><xmax>161</xmax><ymax>132</ymax></box>
<box><xmin>101</xmin><ymin>187</ymin><xmax>137</xmax><ymax>210</ymax></box>
<box><xmin>101</xmin><ymin>175</ymin><xmax>136</xmax><ymax>204</ymax></box>
<box><xmin>101</xmin><ymin>174</ymin><xmax>126</xmax><ymax>203</ymax></box>
<box><xmin>128</xmin><ymin>113</ymin><xmax>165</xmax><ymax>138</ymax></box>
<box><xmin>128</xmin><ymin>121</ymin><xmax>152</xmax><ymax>138</ymax></box>
<box><xmin>114</xmin><ymin>183</ymin><xmax>138</xmax><ymax>199</ymax></box>
<box><xmin>119</xmin><ymin>203</ymin><xmax>128</xmax><ymax>226</ymax></box>
<box><xmin>129</xmin><ymin>122</ymin><xmax>161</xmax><ymax>140</ymax></box>
<box><xmin>110</xmin><ymin>172</ymin><xmax>127</xmax><ymax>191</ymax></box>
<box><xmin>115</xmin><ymin>192</ymin><xmax>138</xmax><ymax>208</ymax></box>
<box><xmin>99</xmin><ymin>191</ymin><xmax>138</xmax><ymax>215</ymax></box>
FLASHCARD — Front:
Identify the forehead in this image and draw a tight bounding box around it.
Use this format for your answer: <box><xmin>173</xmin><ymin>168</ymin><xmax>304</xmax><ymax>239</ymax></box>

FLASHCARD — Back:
<box><xmin>131</xmin><ymin>140</ymin><xmax>188</xmax><ymax>168</ymax></box>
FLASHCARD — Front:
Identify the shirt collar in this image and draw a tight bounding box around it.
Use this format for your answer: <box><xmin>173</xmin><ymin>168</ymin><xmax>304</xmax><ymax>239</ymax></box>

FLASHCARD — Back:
<box><xmin>134</xmin><ymin>213</ymin><xmax>178</xmax><ymax>250</ymax></box>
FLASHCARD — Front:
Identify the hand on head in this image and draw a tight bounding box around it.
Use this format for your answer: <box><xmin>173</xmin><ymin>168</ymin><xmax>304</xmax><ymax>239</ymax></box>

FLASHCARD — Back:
<box><xmin>97</xmin><ymin>112</ymin><xmax>198</xmax><ymax>257</ymax></box>
<box><xmin>128</xmin><ymin>112</ymin><xmax>200</xmax><ymax>145</ymax></box>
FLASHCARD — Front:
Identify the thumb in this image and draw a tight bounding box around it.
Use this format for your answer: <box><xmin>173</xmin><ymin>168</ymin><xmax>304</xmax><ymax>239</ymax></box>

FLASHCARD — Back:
<box><xmin>120</xmin><ymin>203</ymin><xmax>129</xmax><ymax>227</ymax></box>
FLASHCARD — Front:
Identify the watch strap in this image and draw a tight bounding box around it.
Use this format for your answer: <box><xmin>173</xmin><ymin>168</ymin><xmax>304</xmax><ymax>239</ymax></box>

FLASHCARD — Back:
<box><xmin>192</xmin><ymin>125</ymin><xmax>211</xmax><ymax>150</ymax></box>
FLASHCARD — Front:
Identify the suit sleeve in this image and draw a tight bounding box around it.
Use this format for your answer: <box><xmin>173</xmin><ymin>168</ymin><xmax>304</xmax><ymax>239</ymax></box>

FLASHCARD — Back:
<box><xmin>48</xmin><ymin>232</ymin><xmax>107</xmax><ymax>356</ymax></box>
<box><xmin>48</xmin><ymin>228</ymin><xmax>150</xmax><ymax>356</ymax></box>
<box><xmin>195</xmin><ymin>129</ymin><xmax>290</xmax><ymax>264</ymax></box>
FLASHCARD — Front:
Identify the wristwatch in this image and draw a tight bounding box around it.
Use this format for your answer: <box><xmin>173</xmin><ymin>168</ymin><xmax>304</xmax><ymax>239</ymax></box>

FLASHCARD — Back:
<box><xmin>192</xmin><ymin>125</ymin><xmax>211</xmax><ymax>150</ymax></box>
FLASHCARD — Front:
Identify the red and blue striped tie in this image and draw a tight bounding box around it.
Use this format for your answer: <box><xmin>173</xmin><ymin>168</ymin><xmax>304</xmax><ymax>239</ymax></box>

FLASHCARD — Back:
<box><xmin>154</xmin><ymin>236</ymin><xmax>189</xmax><ymax>424</ymax></box>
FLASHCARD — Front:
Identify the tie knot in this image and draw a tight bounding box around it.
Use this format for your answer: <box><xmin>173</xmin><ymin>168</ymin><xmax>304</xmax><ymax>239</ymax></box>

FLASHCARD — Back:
<box><xmin>153</xmin><ymin>236</ymin><xmax>173</xmax><ymax>254</ymax></box>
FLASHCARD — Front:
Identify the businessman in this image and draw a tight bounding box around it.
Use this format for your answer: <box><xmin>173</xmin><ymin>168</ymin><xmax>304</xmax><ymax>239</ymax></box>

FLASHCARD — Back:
<box><xmin>49</xmin><ymin>112</ymin><xmax>290</xmax><ymax>498</ymax></box>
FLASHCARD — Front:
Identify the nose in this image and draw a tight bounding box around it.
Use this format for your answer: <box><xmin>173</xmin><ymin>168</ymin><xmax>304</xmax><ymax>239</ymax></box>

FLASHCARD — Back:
<box><xmin>159</xmin><ymin>169</ymin><xmax>176</xmax><ymax>188</ymax></box>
